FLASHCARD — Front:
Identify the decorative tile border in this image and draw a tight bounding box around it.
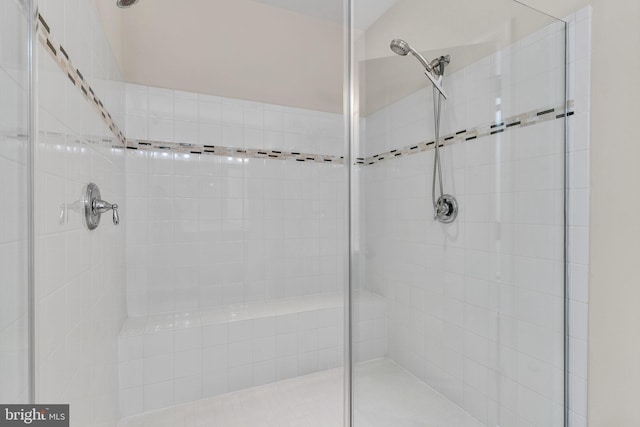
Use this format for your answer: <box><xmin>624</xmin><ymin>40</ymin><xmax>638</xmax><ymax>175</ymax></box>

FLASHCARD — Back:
<box><xmin>35</xmin><ymin>11</ymin><xmax>572</xmax><ymax>169</ymax></box>
<box><xmin>36</xmin><ymin>13</ymin><xmax>126</xmax><ymax>145</ymax></box>
<box><xmin>35</xmin><ymin>12</ymin><xmax>344</xmax><ymax>165</ymax></box>
<box><xmin>123</xmin><ymin>138</ymin><xmax>345</xmax><ymax>165</ymax></box>
<box><xmin>358</xmin><ymin>101</ymin><xmax>575</xmax><ymax>166</ymax></box>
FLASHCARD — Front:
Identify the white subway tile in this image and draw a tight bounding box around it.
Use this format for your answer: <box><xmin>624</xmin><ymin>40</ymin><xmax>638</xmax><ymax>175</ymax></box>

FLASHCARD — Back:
<box><xmin>229</xmin><ymin>340</ymin><xmax>252</xmax><ymax>367</ymax></box>
<box><xmin>173</xmin><ymin>375</ymin><xmax>202</xmax><ymax>405</ymax></box>
<box><xmin>118</xmin><ymin>332</ymin><xmax>143</xmax><ymax>362</ymax></box>
<box><xmin>174</xmin><ymin>95</ymin><xmax>198</xmax><ymax>122</ymax></box>
<box><xmin>143</xmin><ymin>380</ymin><xmax>173</xmax><ymax>412</ymax></box>
<box><xmin>252</xmin><ymin>360</ymin><xmax>276</xmax><ymax>386</ymax></box>
<box><xmin>229</xmin><ymin>364</ymin><xmax>252</xmax><ymax>391</ymax></box>
<box><xmin>253</xmin><ymin>336</ymin><xmax>276</xmax><ymax>362</ymax></box>
<box><xmin>119</xmin><ymin>359</ymin><xmax>143</xmax><ymax>390</ymax></box>
<box><xmin>143</xmin><ymin>331</ymin><xmax>174</xmax><ymax>358</ymax></box>
<box><xmin>143</xmin><ymin>354</ymin><xmax>174</xmax><ymax>384</ymax></box>
<box><xmin>202</xmin><ymin>324</ymin><xmax>228</xmax><ymax>347</ymax></box>
<box><xmin>202</xmin><ymin>369</ymin><xmax>228</xmax><ymax>397</ymax></box>
<box><xmin>202</xmin><ymin>344</ymin><xmax>228</xmax><ymax>370</ymax></box>
<box><xmin>174</xmin><ymin>349</ymin><xmax>202</xmax><ymax>379</ymax></box>
<box><xmin>119</xmin><ymin>386</ymin><xmax>143</xmax><ymax>418</ymax></box>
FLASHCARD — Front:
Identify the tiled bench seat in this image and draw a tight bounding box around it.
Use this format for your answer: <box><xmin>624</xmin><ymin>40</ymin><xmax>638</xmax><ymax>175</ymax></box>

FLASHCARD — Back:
<box><xmin>118</xmin><ymin>291</ymin><xmax>387</xmax><ymax>418</ymax></box>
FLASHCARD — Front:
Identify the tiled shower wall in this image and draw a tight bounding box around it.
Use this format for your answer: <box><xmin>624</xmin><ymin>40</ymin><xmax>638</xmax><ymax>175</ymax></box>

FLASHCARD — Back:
<box><xmin>35</xmin><ymin>1</ymin><xmax>127</xmax><ymax>426</ymax></box>
<box><xmin>359</xmin><ymin>11</ymin><xmax>590</xmax><ymax>427</ymax></box>
<box><xmin>124</xmin><ymin>85</ymin><xmax>346</xmax><ymax>317</ymax></box>
<box><xmin>0</xmin><ymin>0</ymin><xmax>29</xmax><ymax>403</ymax></box>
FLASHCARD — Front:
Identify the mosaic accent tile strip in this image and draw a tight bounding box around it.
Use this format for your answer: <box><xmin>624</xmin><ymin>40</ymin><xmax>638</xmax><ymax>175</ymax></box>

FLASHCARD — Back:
<box><xmin>36</xmin><ymin>13</ymin><xmax>126</xmax><ymax>146</ymax></box>
<box><xmin>123</xmin><ymin>138</ymin><xmax>345</xmax><ymax>165</ymax></box>
<box><xmin>35</xmin><ymin>12</ymin><xmax>344</xmax><ymax>166</ymax></box>
<box><xmin>358</xmin><ymin>101</ymin><xmax>575</xmax><ymax>166</ymax></box>
<box><xmin>35</xmin><ymin>11</ymin><xmax>571</xmax><ymax>169</ymax></box>
<box><xmin>37</xmin><ymin>129</ymin><xmax>123</xmax><ymax>149</ymax></box>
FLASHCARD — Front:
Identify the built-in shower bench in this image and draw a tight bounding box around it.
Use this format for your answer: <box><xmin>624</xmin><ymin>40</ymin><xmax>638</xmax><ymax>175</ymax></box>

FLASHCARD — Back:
<box><xmin>117</xmin><ymin>291</ymin><xmax>387</xmax><ymax>417</ymax></box>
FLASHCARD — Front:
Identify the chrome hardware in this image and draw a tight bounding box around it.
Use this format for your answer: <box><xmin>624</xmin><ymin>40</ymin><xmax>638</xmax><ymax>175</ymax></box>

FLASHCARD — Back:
<box><xmin>84</xmin><ymin>183</ymin><xmax>120</xmax><ymax>230</ymax></box>
<box><xmin>389</xmin><ymin>39</ymin><xmax>448</xmax><ymax>99</ymax></box>
<box><xmin>435</xmin><ymin>194</ymin><xmax>458</xmax><ymax>224</ymax></box>
<box><xmin>429</xmin><ymin>55</ymin><xmax>451</xmax><ymax>77</ymax></box>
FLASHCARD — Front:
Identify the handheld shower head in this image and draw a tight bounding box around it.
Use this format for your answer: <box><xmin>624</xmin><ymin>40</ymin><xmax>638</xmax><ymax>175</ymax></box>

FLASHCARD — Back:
<box><xmin>390</xmin><ymin>39</ymin><xmax>448</xmax><ymax>99</ymax></box>
<box><xmin>390</xmin><ymin>39</ymin><xmax>411</xmax><ymax>56</ymax></box>
<box><xmin>390</xmin><ymin>39</ymin><xmax>434</xmax><ymax>72</ymax></box>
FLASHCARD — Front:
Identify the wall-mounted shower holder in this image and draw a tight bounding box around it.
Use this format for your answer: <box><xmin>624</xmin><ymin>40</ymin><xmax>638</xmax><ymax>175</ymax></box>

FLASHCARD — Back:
<box><xmin>84</xmin><ymin>183</ymin><xmax>119</xmax><ymax>230</ymax></box>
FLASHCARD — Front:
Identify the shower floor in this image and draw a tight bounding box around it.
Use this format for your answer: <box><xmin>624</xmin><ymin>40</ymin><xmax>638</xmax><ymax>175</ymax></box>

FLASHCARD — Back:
<box><xmin>118</xmin><ymin>359</ymin><xmax>483</xmax><ymax>427</ymax></box>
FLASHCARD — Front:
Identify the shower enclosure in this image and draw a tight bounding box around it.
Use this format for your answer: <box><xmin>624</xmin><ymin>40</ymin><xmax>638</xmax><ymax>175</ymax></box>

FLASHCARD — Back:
<box><xmin>0</xmin><ymin>0</ymin><xmax>570</xmax><ymax>426</ymax></box>
<box><xmin>350</xmin><ymin>1</ymin><xmax>568</xmax><ymax>426</ymax></box>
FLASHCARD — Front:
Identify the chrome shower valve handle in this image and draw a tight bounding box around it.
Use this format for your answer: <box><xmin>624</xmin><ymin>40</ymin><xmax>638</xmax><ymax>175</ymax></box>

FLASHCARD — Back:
<box><xmin>434</xmin><ymin>194</ymin><xmax>458</xmax><ymax>224</ymax></box>
<box><xmin>93</xmin><ymin>199</ymin><xmax>120</xmax><ymax>226</ymax></box>
<box><xmin>84</xmin><ymin>183</ymin><xmax>120</xmax><ymax>230</ymax></box>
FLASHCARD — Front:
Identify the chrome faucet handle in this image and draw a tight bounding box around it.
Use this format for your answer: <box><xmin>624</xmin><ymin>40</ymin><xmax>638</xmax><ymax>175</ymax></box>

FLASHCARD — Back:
<box><xmin>112</xmin><ymin>204</ymin><xmax>119</xmax><ymax>225</ymax></box>
<box><xmin>92</xmin><ymin>199</ymin><xmax>119</xmax><ymax>225</ymax></box>
<box><xmin>434</xmin><ymin>194</ymin><xmax>458</xmax><ymax>224</ymax></box>
<box><xmin>84</xmin><ymin>183</ymin><xmax>120</xmax><ymax>230</ymax></box>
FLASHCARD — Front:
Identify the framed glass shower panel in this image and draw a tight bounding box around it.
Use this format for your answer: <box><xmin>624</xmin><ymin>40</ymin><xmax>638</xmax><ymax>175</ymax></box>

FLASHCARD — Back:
<box><xmin>350</xmin><ymin>1</ymin><xmax>567</xmax><ymax>426</ymax></box>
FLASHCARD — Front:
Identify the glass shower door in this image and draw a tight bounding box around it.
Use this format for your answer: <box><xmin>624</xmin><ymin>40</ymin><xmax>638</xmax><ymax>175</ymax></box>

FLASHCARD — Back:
<box><xmin>0</xmin><ymin>0</ymin><xmax>32</xmax><ymax>404</ymax></box>
<box><xmin>350</xmin><ymin>0</ymin><xmax>567</xmax><ymax>425</ymax></box>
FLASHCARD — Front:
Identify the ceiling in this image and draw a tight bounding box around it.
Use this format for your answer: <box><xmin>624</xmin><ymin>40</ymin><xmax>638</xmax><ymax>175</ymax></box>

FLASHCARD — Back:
<box><xmin>250</xmin><ymin>0</ymin><xmax>401</xmax><ymax>29</ymax></box>
<box><xmin>95</xmin><ymin>0</ymin><xmax>561</xmax><ymax>115</ymax></box>
<box><xmin>96</xmin><ymin>0</ymin><xmax>404</xmax><ymax>113</ymax></box>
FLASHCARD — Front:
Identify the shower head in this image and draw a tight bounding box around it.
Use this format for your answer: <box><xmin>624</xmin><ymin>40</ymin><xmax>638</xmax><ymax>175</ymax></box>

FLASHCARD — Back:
<box><xmin>390</xmin><ymin>39</ymin><xmax>411</xmax><ymax>57</ymax></box>
<box><xmin>116</xmin><ymin>0</ymin><xmax>138</xmax><ymax>8</ymax></box>
<box><xmin>390</xmin><ymin>38</ymin><xmax>448</xmax><ymax>99</ymax></box>
<box><xmin>390</xmin><ymin>39</ymin><xmax>433</xmax><ymax>72</ymax></box>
